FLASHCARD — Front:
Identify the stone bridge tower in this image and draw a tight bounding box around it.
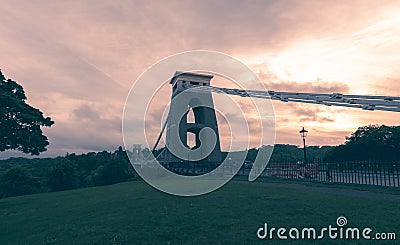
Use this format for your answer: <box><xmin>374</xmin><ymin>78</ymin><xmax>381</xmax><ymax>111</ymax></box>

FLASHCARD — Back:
<box><xmin>163</xmin><ymin>71</ymin><xmax>222</xmax><ymax>166</ymax></box>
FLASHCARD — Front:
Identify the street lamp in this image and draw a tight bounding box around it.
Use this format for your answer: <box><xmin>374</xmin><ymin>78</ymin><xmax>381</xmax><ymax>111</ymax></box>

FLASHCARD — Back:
<box><xmin>299</xmin><ymin>127</ymin><xmax>308</xmax><ymax>165</ymax></box>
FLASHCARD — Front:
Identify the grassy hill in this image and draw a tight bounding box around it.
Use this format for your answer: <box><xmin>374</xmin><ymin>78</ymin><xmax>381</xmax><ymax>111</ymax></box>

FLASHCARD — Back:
<box><xmin>0</xmin><ymin>179</ymin><xmax>399</xmax><ymax>244</ymax></box>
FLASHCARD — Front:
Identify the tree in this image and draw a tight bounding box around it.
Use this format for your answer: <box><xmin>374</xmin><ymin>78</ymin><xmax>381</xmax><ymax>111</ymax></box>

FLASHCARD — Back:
<box><xmin>0</xmin><ymin>70</ymin><xmax>54</xmax><ymax>155</ymax></box>
<box><xmin>46</xmin><ymin>158</ymin><xmax>78</xmax><ymax>191</ymax></box>
<box><xmin>91</xmin><ymin>159</ymin><xmax>130</xmax><ymax>186</ymax></box>
<box><xmin>0</xmin><ymin>166</ymin><xmax>40</xmax><ymax>197</ymax></box>
<box><xmin>324</xmin><ymin>125</ymin><xmax>400</xmax><ymax>161</ymax></box>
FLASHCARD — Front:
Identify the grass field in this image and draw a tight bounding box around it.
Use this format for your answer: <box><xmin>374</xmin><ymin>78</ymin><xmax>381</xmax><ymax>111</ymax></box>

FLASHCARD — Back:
<box><xmin>0</xmin><ymin>179</ymin><xmax>399</xmax><ymax>244</ymax></box>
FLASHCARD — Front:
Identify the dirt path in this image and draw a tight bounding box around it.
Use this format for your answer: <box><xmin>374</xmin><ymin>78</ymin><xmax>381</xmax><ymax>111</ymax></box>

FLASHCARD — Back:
<box><xmin>233</xmin><ymin>180</ymin><xmax>400</xmax><ymax>201</ymax></box>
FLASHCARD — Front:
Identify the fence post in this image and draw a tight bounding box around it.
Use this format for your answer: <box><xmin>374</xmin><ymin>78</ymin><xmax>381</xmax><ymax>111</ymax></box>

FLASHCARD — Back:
<box><xmin>368</xmin><ymin>161</ymin><xmax>371</xmax><ymax>185</ymax></box>
<box><xmin>396</xmin><ymin>162</ymin><xmax>399</xmax><ymax>187</ymax></box>
<box><xmin>364</xmin><ymin>161</ymin><xmax>368</xmax><ymax>185</ymax></box>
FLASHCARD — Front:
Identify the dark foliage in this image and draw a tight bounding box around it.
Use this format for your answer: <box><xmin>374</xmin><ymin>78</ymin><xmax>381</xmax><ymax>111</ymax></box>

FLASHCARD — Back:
<box><xmin>46</xmin><ymin>158</ymin><xmax>78</xmax><ymax>191</ymax></box>
<box><xmin>91</xmin><ymin>160</ymin><xmax>130</xmax><ymax>186</ymax></box>
<box><xmin>0</xmin><ymin>147</ymin><xmax>136</xmax><ymax>198</ymax></box>
<box><xmin>0</xmin><ymin>70</ymin><xmax>54</xmax><ymax>155</ymax></box>
<box><xmin>0</xmin><ymin>166</ymin><xmax>40</xmax><ymax>197</ymax></box>
<box><xmin>324</xmin><ymin>125</ymin><xmax>400</xmax><ymax>162</ymax></box>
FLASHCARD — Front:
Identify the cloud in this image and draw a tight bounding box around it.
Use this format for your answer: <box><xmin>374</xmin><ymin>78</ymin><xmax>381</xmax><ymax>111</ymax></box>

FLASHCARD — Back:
<box><xmin>368</xmin><ymin>76</ymin><xmax>400</xmax><ymax>95</ymax></box>
<box><xmin>73</xmin><ymin>104</ymin><xmax>100</xmax><ymax>121</ymax></box>
<box><xmin>269</xmin><ymin>80</ymin><xmax>350</xmax><ymax>94</ymax></box>
<box><xmin>257</xmin><ymin>70</ymin><xmax>350</xmax><ymax>93</ymax></box>
<box><xmin>291</xmin><ymin>104</ymin><xmax>335</xmax><ymax>123</ymax></box>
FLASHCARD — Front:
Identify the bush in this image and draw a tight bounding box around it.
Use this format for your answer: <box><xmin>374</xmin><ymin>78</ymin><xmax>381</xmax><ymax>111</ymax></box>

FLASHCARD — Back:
<box><xmin>46</xmin><ymin>158</ymin><xmax>78</xmax><ymax>191</ymax></box>
<box><xmin>0</xmin><ymin>166</ymin><xmax>40</xmax><ymax>197</ymax></box>
<box><xmin>91</xmin><ymin>160</ymin><xmax>130</xmax><ymax>186</ymax></box>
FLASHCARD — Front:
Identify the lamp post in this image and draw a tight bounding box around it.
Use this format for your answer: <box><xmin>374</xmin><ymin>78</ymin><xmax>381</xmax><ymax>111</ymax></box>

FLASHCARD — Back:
<box><xmin>299</xmin><ymin>127</ymin><xmax>308</xmax><ymax>165</ymax></box>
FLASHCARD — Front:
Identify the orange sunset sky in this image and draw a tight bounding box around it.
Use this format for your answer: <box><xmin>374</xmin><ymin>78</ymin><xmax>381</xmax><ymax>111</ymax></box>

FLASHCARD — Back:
<box><xmin>1</xmin><ymin>0</ymin><xmax>400</xmax><ymax>157</ymax></box>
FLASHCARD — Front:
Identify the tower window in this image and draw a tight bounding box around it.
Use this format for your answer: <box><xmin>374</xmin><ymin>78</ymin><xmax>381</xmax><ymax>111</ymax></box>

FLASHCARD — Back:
<box><xmin>187</xmin><ymin>107</ymin><xmax>195</xmax><ymax>123</ymax></box>
<box><xmin>187</xmin><ymin>132</ymin><xmax>196</xmax><ymax>149</ymax></box>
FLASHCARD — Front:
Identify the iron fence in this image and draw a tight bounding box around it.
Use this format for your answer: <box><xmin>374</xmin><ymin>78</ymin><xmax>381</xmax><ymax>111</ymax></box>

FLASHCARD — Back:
<box><xmin>238</xmin><ymin>160</ymin><xmax>400</xmax><ymax>187</ymax></box>
<box><xmin>163</xmin><ymin>160</ymin><xmax>400</xmax><ymax>187</ymax></box>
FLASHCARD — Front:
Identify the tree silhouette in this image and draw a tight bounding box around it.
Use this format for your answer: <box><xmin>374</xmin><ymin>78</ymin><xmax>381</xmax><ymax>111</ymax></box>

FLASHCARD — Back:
<box><xmin>324</xmin><ymin>125</ymin><xmax>400</xmax><ymax>161</ymax></box>
<box><xmin>0</xmin><ymin>70</ymin><xmax>54</xmax><ymax>155</ymax></box>
<box><xmin>46</xmin><ymin>158</ymin><xmax>78</xmax><ymax>191</ymax></box>
<box><xmin>0</xmin><ymin>166</ymin><xmax>40</xmax><ymax>197</ymax></box>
